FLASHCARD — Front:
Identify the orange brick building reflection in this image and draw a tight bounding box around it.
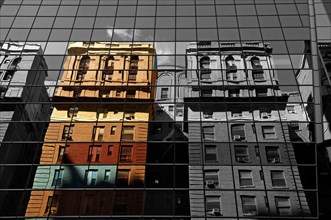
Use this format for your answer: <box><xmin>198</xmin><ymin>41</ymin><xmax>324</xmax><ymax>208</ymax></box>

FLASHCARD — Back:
<box><xmin>25</xmin><ymin>42</ymin><xmax>157</xmax><ymax>216</ymax></box>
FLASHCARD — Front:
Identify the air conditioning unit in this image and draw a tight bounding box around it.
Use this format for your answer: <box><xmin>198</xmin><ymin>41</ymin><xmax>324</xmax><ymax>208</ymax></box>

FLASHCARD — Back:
<box><xmin>206</xmin><ymin>180</ymin><xmax>215</xmax><ymax>188</ymax></box>
<box><xmin>271</xmin><ymin>158</ymin><xmax>280</xmax><ymax>163</ymax></box>
<box><xmin>204</xmin><ymin>114</ymin><xmax>212</xmax><ymax>118</ymax></box>
<box><xmin>233</xmin><ymin>113</ymin><xmax>242</xmax><ymax>117</ymax></box>
<box><xmin>261</xmin><ymin>112</ymin><xmax>269</xmax><ymax>118</ymax></box>
<box><xmin>212</xmin><ymin>208</ymin><xmax>221</xmax><ymax>215</ymax></box>
<box><xmin>288</xmin><ymin>110</ymin><xmax>296</xmax><ymax>114</ymax></box>
<box><xmin>237</xmin><ymin>157</ymin><xmax>249</xmax><ymax>163</ymax></box>
<box><xmin>233</xmin><ymin>135</ymin><xmax>241</xmax><ymax>141</ymax></box>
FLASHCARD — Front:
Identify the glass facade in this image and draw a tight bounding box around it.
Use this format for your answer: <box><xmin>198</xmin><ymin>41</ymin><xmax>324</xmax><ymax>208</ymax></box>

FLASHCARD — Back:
<box><xmin>0</xmin><ymin>0</ymin><xmax>330</xmax><ymax>219</ymax></box>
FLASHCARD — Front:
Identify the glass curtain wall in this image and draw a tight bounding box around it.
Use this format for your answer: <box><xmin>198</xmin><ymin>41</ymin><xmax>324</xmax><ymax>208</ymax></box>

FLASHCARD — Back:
<box><xmin>0</xmin><ymin>0</ymin><xmax>330</xmax><ymax>219</ymax></box>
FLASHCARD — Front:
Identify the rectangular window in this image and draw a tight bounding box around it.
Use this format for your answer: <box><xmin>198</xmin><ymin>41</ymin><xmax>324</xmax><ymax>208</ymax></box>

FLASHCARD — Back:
<box><xmin>110</xmin><ymin>126</ymin><xmax>116</xmax><ymax>135</ymax></box>
<box><xmin>266</xmin><ymin>147</ymin><xmax>281</xmax><ymax>163</ymax></box>
<box><xmin>126</xmin><ymin>90</ymin><xmax>136</xmax><ymax>98</ymax></box>
<box><xmin>99</xmin><ymin>90</ymin><xmax>110</xmax><ymax>98</ymax></box>
<box><xmin>206</xmin><ymin>196</ymin><xmax>221</xmax><ymax>215</ymax></box>
<box><xmin>231</xmin><ymin>124</ymin><xmax>245</xmax><ymax>140</ymax></box>
<box><xmin>122</xmin><ymin>126</ymin><xmax>134</xmax><ymax>141</ymax></box>
<box><xmin>201</xmin><ymin>68</ymin><xmax>211</xmax><ymax>79</ymax></box>
<box><xmin>229</xmin><ymin>89</ymin><xmax>240</xmax><ymax>97</ymax></box>
<box><xmin>67</xmin><ymin>107</ymin><xmax>78</xmax><ymax>118</ymax></box>
<box><xmin>205</xmin><ymin>145</ymin><xmax>217</xmax><ymax>162</ymax></box>
<box><xmin>85</xmin><ymin>170</ymin><xmax>98</xmax><ymax>186</ymax></box>
<box><xmin>239</xmin><ymin>170</ymin><xmax>253</xmax><ymax>187</ymax></box>
<box><xmin>45</xmin><ymin>195</ymin><xmax>59</xmax><ymax>214</ymax></box>
<box><xmin>287</xmin><ymin>106</ymin><xmax>296</xmax><ymax>114</ymax></box>
<box><xmin>201</xmin><ymin>89</ymin><xmax>212</xmax><ymax>97</ymax></box>
<box><xmin>161</xmin><ymin>88</ymin><xmax>169</xmax><ymax>99</ymax></box>
<box><xmin>262</xmin><ymin>126</ymin><xmax>276</xmax><ymax>139</ymax></box>
<box><xmin>256</xmin><ymin>88</ymin><xmax>268</xmax><ymax>97</ymax></box>
<box><xmin>203</xmin><ymin>111</ymin><xmax>213</xmax><ymax>118</ymax></box>
<box><xmin>124</xmin><ymin>112</ymin><xmax>135</xmax><ymax>120</ymax></box>
<box><xmin>176</xmin><ymin>108</ymin><xmax>183</xmax><ymax>116</ymax></box>
<box><xmin>104</xmin><ymin>170</ymin><xmax>110</xmax><ymax>181</ymax></box>
<box><xmin>97</xmin><ymin>107</ymin><xmax>108</xmax><ymax>119</ymax></box>
<box><xmin>128</xmin><ymin>70</ymin><xmax>137</xmax><ymax>81</ymax></box>
<box><xmin>234</xmin><ymin>145</ymin><xmax>250</xmax><ymax>162</ymax></box>
<box><xmin>275</xmin><ymin>197</ymin><xmax>291</xmax><ymax>215</ymax></box>
<box><xmin>117</xmin><ymin>169</ymin><xmax>130</xmax><ymax>186</ymax></box>
<box><xmin>204</xmin><ymin>170</ymin><xmax>219</xmax><ymax>188</ymax></box>
<box><xmin>88</xmin><ymin>145</ymin><xmax>101</xmax><ymax>162</ymax></box>
<box><xmin>57</xmin><ymin>145</ymin><xmax>67</xmax><ymax>162</ymax></box>
<box><xmin>289</xmin><ymin>121</ymin><xmax>300</xmax><ymax>131</ymax></box>
<box><xmin>120</xmin><ymin>145</ymin><xmax>133</xmax><ymax>162</ymax></box>
<box><xmin>271</xmin><ymin>171</ymin><xmax>286</xmax><ymax>187</ymax></box>
<box><xmin>62</xmin><ymin>125</ymin><xmax>73</xmax><ymax>140</ymax></box>
<box><xmin>51</xmin><ymin>169</ymin><xmax>64</xmax><ymax>187</ymax></box>
<box><xmin>252</xmin><ymin>72</ymin><xmax>265</xmax><ymax>80</ymax></box>
<box><xmin>203</xmin><ymin>126</ymin><xmax>214</xmax><ymax>140</ymax></box>
<box><xmin>241</xmin><ymin>196</ymin><xmax>257</xmax><ymax>215</ymax></box>
<box><xmin>92</xmin><ymin>126</ymin><xmax>105</xmax><ymax>141</ymax></box>
<box><xmin>103</xmin><ymin>69</ymin><xmax>114</xmax><ymax>81</ymax></box>
<box><xmin>73</xmin><ymin>89</ymin><xmax>81</xmax><ymax>97</ymax></box>
<box><xmin>108</xmin><ymin>145</ymin><xmax>113</xmax><ymax>156</ymax></box>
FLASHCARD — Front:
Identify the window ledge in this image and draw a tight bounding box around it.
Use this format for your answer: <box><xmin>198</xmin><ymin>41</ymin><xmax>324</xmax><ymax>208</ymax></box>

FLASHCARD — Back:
<box><xmin>239</xmin><ymin>185</ymin><xmax>255</xmax><ymax>188</ymax></box>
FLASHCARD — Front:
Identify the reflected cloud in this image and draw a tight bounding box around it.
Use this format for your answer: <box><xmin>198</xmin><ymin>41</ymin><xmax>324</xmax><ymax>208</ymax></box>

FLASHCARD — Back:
<box><xmin>155</xmin><ymin>42</ymin><xmax>172</xmax><ymax>65</ymax></box>
<box><xmin>106</xmin><ymin>26</ymin><xmax>153</xmax><ymax>41</ymax></box>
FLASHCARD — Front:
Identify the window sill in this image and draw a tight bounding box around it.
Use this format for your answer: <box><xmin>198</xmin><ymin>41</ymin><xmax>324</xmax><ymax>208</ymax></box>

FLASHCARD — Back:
<box><xmin>239</xmin><ymin>185</ymin><xmax>255</xmax><ymax>188</ymax></box>
<box><xmin>272</xmin><ymin>186</ymin><xmax>288</xmax><ymax>189</ymax></box>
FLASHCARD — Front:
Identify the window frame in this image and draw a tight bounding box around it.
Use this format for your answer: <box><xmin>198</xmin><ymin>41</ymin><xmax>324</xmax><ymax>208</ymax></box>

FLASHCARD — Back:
<box><xmin>238</xmin><ymin>170</ymin><xmax>254</xmax><ymax>187</ymax></box>
<box><xmin>241</xmin><ymin>196</ymin><xmax>257</xmax><ymax>216</ymax></box>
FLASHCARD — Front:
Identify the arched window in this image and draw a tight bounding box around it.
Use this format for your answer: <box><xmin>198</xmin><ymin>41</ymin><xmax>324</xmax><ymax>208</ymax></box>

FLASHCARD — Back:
<box><xmin>3</xmin><ymin>57</ymin><xmax>22</xmax><ymax>80</ymax></box>
<box><xmin>102</xmin><ymin>55</ymin><xmax>114</xmax><ymax>80</ymax></box>
<box><xmin>76</xmin><ymin>55</ymin><xmax>90</xmax><ymax>80</ymax></box>
<box><xmin>200</xmin><ymin>56</ymin><xmax>211</xmax><ymax>79</ymax></box>
<box><xmin>128</xmin><ymin>55</ymin><xmax>138</xmax><ymax>81</ymax></box>
<box><xmin>251</xmin><ymin>57</ymin><xmax>264</xmax><ymax>80</ymax></box>
<box><xmin>225</xmin><ymin>55</ymin><xmax>237</xmax><ymax>80</ymax></box>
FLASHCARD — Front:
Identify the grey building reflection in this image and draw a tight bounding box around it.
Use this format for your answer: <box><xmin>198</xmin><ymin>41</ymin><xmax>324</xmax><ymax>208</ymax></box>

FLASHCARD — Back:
<box><xmin>0</xmin><ymin>42</ymin><xmax>51</xmax><ymax>215</ymax></box>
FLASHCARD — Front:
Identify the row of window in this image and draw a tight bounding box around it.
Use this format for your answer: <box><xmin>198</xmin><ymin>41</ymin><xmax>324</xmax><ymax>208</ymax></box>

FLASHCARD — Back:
<box><xmin>68</xmin><ymin>107</ymin><xmax>136</xmax><ymax>120</ymax></box>
<box><xmin>52</xmin><ymin>168</ymin><xmax>132</xmax><ymax>188</ymax></box>
<box><xmin>206</xmin><ymin>145</ymin><xmax>281</xmax><ymax>163</ymax></box>
<box><xmin>206</xmin><ymin>195</ymin><xmax>291</xmax><ymax>216</ymax></box>
<box><xmin>203</xmin><ymin>124</ymin><xmax>277</xmax><ymax>141</ymax></box>
<box><xmin>62</xmin><ymin>125</ymin><xmax>134</xmax><ymax>141</ymax></box>
<box><xmin>86</xmin><ymin>145</ymin><xmax>133</xmax><ymax>162</ymax></box>
<box><xmin>69</xmin><ymin>88</ymin><xmax>140</xmax><ymax>98</ymax></box>
<box><xmin>62</xmin><ymin>124</ymin><xmax>277</xmax><ymax>142</ymax></box>
<box><xmin>199</xmin><ymin>55</ymin><xmax>265</xmax><ymax>80</ymax></box>
<box><xmin>51</xmin><ymin>168</ymin><xmax>286</xmax><ymax>189</ymax></box>
<box><xmin>205</xmin><ymin>169</ymin><xmax>287</xmax><ymax>188</ymax></box>
<box><xmin>75</xmin><ymin>55</ymin><xmax>139</xmax><ymax>81</ymax></box>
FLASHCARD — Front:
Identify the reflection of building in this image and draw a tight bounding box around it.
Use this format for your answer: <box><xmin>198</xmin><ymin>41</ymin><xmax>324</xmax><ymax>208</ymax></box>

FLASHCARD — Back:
<box><xmin>296</xmin><ymin>42</ymin><xmax>331</xmax><ymax>219</ymax></box>
<box><xmin>25</xmin><ymin>42</ymin><xmax>157</xmax><ymax>216</ymax></box>
<box><xmin>0</xmin><ymin>42</ymin><xmax>50</xmax><ymax>215</ymax></box>
<box><xmin>184</xmin><ymin>42</ymin><xmax>313</xmax><ymax>218</ymax></box>
<box><xmin>144</xmin><ymin>65</ymin><xmax>190</xmax><ymax>216</ymax></box>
